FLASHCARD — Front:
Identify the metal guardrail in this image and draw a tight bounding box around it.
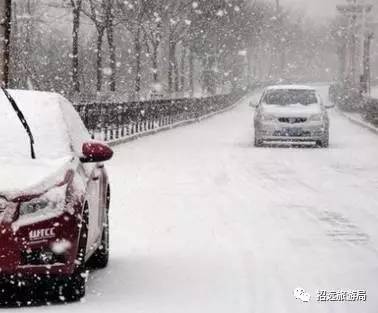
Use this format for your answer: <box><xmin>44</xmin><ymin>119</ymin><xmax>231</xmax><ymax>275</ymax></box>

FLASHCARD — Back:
<box><xmin>75</xmin><ymin>93</ymin><xmax>243</xmax><ymax>142</ymax></box>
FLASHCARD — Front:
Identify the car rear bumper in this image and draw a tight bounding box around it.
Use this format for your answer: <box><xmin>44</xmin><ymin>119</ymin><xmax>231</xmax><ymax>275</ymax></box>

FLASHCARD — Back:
<box><xmin>261</xmin><ymin>136</ymin><xmax>323</xmax><ymax>142</ymax></box>
<box><xmin>0</xmin><ymin>208</ymin><xmax>81</xmax><ymax>278</ymax></box>
<box><xmin>256</xmin><ymin>122</ymin><xmax>328</xmax><ymax>142</ymax></box>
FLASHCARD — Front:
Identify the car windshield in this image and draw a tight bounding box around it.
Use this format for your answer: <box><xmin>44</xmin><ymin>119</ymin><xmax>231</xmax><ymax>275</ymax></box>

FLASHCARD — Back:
<box><xmin>0</xmin><ymin>90</ymin><xmax>72</xmax><ymax>160</ymax></box>
<box><xmin>263</xmin><ymin>89</ymin><xmax>318</xmax><ymax>106</ymax></box>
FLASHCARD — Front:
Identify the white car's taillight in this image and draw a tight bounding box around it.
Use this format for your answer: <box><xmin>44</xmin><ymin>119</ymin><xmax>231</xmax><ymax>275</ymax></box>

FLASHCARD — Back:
<box><xmin>261</xmin><ymin>114</ymin><xmax>276</xmax><ymax>122</ymax></box>
<box><xmin>309</xmin><ymin>114</ymin><xmax>322</xmax><ymax>122</ymax></box>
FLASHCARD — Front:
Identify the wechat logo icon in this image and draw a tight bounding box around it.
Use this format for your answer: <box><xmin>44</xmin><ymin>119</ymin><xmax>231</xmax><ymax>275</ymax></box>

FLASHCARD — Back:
<box><xmin>294</xmin><ymin>287</ymin><xmax>311</xmax><ymax>303</ymax></box>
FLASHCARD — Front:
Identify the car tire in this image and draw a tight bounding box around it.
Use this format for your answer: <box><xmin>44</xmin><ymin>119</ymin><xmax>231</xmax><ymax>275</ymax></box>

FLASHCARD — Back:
<box><xmin>254</xmin><ymin>126</ymin><xmax>263</xmax><ymax>147</ymax></box>
<box><xmin>87</xmin><ymin>189</ymin><xmax>110</xmax><ymax>270</ymax></box>
<box><xmin>55</xmin><ymin>271</ymin><xmax>86</xmax><ymax>303</ymax></box>
<box><xmin>254</xmin><ymin>139</ymin><xmax>263</xmax><ymax>147</ymax></box>
<box><xmin>317</xmin><ymin>133</ymin><xmax>329</xmax><ymax>148</ymax></box>
<box><xmin>254</xmin><ymin>134</ymin><xmax>263</xmax><ymax>147</ymax></box>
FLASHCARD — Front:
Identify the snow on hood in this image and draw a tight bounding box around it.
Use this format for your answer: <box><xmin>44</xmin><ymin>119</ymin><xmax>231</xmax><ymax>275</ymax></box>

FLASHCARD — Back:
<box><xmin>262</xmin><ymin>103</ymin><xmax>321</xmax><ymax>117</ymax></box>
<box><xmin>0</xmin><ymin>156</ymin><xmax>75</xmax><ymax>200</ymax></box>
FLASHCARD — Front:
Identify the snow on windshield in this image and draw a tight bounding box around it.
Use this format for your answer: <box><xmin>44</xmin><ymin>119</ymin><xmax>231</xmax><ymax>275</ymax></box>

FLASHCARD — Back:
<box><xmin>0</xmin><ymin>90</ymin><xmax>72</xmax><ymax>159</ymax></box>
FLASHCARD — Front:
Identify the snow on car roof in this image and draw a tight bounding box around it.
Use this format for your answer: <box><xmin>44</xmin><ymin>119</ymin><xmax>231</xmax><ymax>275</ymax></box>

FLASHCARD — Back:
<box><xmin>0</xmin><ymin>89</ymin><xmax>92</xmax><ymax>198</ymax></box>
<box><xmin>0</xmin><ymin>89</ymin><xmax>84</xmax><ymax>160</ymax></box>
<box><xmin>266</xmin><ymin>85</ymin><xmax>316</xmax><ymax>91</ymax></box>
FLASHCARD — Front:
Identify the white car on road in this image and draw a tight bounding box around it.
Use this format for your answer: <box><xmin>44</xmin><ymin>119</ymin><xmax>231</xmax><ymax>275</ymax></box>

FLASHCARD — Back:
<box><xmin>253</xmin><ymin>85</ymin><xmax>331</xmax><ymax>147</ymax></box>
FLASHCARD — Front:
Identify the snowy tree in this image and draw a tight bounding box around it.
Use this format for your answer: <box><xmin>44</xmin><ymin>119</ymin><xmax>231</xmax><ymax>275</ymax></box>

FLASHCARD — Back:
<box><xmin>68</xmin><ymin>0</ymin><xmax>83</xmax><ymax>93</ymax></box>
<box><xmin>116</xmin><ymin>0</ymin><xmax>148</xmax><ymax>97</ymax></box>
<box><xmin>82</xmin><ymin>0</ymin><xmax>117</xmax><ymax>92</ymax></box>
<box><xmin>5</xmin><ymin>0</ymin><xmax>343</xmax><ymax>99</ymax></box>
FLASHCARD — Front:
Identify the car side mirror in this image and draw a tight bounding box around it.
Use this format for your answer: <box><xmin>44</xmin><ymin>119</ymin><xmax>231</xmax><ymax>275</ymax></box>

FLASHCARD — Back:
<box><xmin>80</xmin><ymin>141</ymin><xmax>114</xmax><ymax>163</ymax></box>
<box><xmin>249</xmin><ymin>101</ymin><xmax>258</xmax><ymax>108</ymax></box>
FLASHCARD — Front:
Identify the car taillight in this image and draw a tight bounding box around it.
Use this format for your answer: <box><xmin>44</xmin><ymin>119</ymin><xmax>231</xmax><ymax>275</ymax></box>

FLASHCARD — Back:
<box><xmin>18</xmin><ymin>184</ymin><xmax>68</xmax><ymax>218</ymax></box>
<box><xmin>261</xmin><ymin>114</ymin><xmax>276</xmax><ymax>121</ymax></box>
<box><xmin>0</xmin><ymin>198</ymin><xmax>18</xmax><ymax>223</ymax></box>
<box><xmin>0</xmin><ymin>198</ymin><xmax>7</xmax><ymax>213</ymax></box>
<box><xmin>308</xmin><ymin>114</ymin><xmax>322</xmax><ymax>122</ymax></box>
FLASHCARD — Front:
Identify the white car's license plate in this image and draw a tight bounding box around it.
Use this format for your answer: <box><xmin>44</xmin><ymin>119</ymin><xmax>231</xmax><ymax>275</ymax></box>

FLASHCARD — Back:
<box><xmin>284</xmin><ymin>128</ymin><xmax>303</xmax><ymax>136</ymax></box>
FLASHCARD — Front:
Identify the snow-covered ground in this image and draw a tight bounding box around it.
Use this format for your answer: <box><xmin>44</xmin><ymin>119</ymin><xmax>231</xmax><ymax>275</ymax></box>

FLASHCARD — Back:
<box><xmin>10</xmin><ymin>86</ymin><xmax>378</xmax><ymax>312</ymax></box>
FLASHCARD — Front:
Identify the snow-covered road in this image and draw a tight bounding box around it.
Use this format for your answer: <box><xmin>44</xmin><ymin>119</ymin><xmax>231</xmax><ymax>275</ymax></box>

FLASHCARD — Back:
<box><xmin>16</xmin><ymin>86</ymin><xmax>378</xmax><ymax>312</ymax></box>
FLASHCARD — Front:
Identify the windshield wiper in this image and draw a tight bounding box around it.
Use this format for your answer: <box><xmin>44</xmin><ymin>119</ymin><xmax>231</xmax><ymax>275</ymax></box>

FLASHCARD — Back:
<box><xmin>1</xmin><ymin>88</ymin><xmax>36</xmax><ymax>159</ymax></box>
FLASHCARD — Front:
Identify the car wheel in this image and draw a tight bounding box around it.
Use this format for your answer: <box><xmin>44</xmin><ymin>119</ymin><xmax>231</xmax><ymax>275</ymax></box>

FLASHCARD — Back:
<box><xmin>254</xmin><ymin>139</ymin><xmax>262</xmax><ymax>147</ymax></box>
<box><xmin>254</xmin><ymin>135</ymin><xmax>263</xmax><ymax>147</ymax></box>
<box><xmin>254</xmin><ymin>127</ymin><xmax>263</xmax><ymax>147</ymax></box>
<box><xmin>87</xmin><ymin>188</ymin><xmax>110</xmax><ymax>270</ymax></box>
<box><xmin>54</xmin><ymin>271</ymin><xmax>86</xmax><ymax>303</ymax></box>
<box><xmin>317</xmin><ymin>133</ymin><xmax>329</xmax><ymax>148</ymax></box>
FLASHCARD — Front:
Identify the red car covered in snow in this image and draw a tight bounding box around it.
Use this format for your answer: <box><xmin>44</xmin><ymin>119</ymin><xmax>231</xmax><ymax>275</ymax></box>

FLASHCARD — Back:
<box><xmin>0</xmin><ymin>89</ymin><xmax>113</xmax><ymax>303</ymax></box>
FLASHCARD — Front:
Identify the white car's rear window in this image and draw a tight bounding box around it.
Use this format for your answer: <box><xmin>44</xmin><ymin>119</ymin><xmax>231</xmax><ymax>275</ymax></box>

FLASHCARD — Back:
<box><xmin>263</xmin><ymin>89</ymin><xmax>318</xmax><ymax>106</ymax></box>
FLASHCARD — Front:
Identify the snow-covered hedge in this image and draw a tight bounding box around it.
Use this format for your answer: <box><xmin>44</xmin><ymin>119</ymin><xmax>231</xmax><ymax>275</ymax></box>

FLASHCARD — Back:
<box><xmin>361</xmin><ymin>97</ymin><xmax>378</xmax><ymax>127</ymax></box>
<box><xmin>330</xmin><ymin>83</ymin><xmax>378</xmax><ymax>127</ymax></box>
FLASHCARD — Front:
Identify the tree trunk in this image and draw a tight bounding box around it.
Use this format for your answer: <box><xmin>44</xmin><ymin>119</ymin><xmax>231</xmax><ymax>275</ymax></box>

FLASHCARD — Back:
<box><xmin>24</xmin><ymin>0</ymin><xmax>36</xmax><ymax>89</ymax></box>
<box><xmin>106</xmin><ymin>5</ymin><xmax>116</xmax><ymax>92</ymax></box>
<box><xmin>201</xmin><ymin>57</ymin><xmax>207</xmax><ymax>94</ymax></box>
<box><xmin>134</xmin><ymin>27</ymin><xmax>142</xmax><ymax>96</ymax></box>
<box><xmin>0</xmin><ymin>0</ymin><xmax>12</xmax><ymax>87</ymax></box>
<box><xmin>180</xmin><ymin>48</ymin><xmax>186</xmax><ymax>92</ymax></box>
<box><xmin>96</xmin><ymin>28</ymin><xmax>105</xmax><ymax>92</ymax></box>
<box><xmin>189</xmin><ymin>47</ymin><xmax>194</xmax><ymax>97</ymax></box>
<box><xmin>247</xmin><ymin>48</ymin><xmax>253</xmax><ymax>89</ymax></box>
<box><xmin>25</xmin><ymin>0</ymin><xmax>32</xmax><ymax>79</ymax></box>
<box><xmin>152</xmin><ymin>43</ymin><xmax>158</xmax><ymax>82</ymax></box>
<box><xmin>8</xmin><ymin>0</ymin><xmax>16</xmax><ymax>86</ymax></box>
<box><xmin>71</xmin><ymin>0</ymin><xmax>82</xmax><ymax>92</ymax></box>
<box><xmin>168</xmin><ymin>35</ymin><xmax>176</xmax><ymax>94</ymax></box>
<box><xmin>207</xmin><ymin>56</ymin><xmax>216</xmax><ymax>95</ymax></box>
<box><xmin>337</xmin><ymin>42</ymin><xmax>347</xmax><ymax>83</ymax></box>
<box><xmin>173</xmin><ymin>54</ymin><xmax>180</xmax><ymax>92</ymax></box>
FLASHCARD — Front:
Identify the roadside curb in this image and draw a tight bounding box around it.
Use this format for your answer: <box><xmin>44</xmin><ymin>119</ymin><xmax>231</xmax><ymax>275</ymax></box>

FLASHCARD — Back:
<box><xmin>107</xmin><ymin>94</ymin><xmax>248</xmax><ymax>147</ymax></box>
<box><xmin>337</xmin><ymin>108</ymin><xmax>378</xmax><ymax>135</ymax></box>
